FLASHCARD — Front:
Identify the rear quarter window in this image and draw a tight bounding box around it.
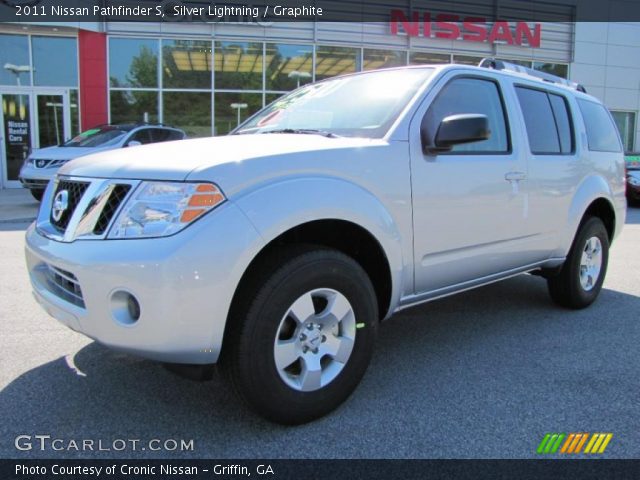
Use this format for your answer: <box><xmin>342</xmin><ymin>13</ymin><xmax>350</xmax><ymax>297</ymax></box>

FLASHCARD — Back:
<box><xmin>578</xmin><ymin>99</ymin><xmax>622</xmax><ymax>152</ymax></box>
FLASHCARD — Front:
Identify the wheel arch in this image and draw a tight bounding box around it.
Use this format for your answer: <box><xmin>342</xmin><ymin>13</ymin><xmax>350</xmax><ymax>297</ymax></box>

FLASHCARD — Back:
<box><xmin>228</xmin><ymin>219</ymin><xmax>394</xmax><ymax>328</ymax></box>
<box><xmin>563</xmin><ymin>175</ymin><xmax>618</xmax><ymax>255</ymax></box>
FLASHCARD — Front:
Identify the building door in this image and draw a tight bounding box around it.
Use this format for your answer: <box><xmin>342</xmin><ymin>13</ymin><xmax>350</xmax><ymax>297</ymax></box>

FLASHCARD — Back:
<box><xmin>0</xmin><ymin>89</ymin><xmax>71</xmax><ymax>188</ymax></box>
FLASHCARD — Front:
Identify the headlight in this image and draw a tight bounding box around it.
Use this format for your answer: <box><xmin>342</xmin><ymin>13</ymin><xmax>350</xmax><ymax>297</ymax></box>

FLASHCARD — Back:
<box><xmin>108</xmin><ymin>181</ymin><xmax>225</xmax><ymax>239</ymax></box>
<box><xmin>629</xmin><ymin>176</ymin><xmax>640</xmax><ymax>187</ymax></box>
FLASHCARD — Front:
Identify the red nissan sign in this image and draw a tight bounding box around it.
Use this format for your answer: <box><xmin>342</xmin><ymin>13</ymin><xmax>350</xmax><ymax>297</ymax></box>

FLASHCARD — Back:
<box><xmin>390</xmin><ymin>10</ymin><xmax>541</xmax><ymax>48</ymax></box>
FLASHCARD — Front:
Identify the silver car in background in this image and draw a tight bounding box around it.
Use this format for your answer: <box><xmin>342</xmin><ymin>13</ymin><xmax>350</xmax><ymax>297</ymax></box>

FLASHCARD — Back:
<box><xmin>19</xmin><ymin>124</ymin><xmax>186</xmax><ymax>200</ymax></box>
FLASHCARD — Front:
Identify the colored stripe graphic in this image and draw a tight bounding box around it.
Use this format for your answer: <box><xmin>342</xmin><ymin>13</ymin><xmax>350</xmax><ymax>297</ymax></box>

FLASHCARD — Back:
<box><xmin>539</xmin><ymin>433</ymin><xmax>613</xmax><ymax>454</ymax></box>
<box><xmin>585</xmin><ymin>433</ymin><xmax>614</xmax><ymax>454</ymax></box>
<box><xmin>537</xmin><ymin>433</ymin><xmax>566</xmax><ymax>454</ymax></box>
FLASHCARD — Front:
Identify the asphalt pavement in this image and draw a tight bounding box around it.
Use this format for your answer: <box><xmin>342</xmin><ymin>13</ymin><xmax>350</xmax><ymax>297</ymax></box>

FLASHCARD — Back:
<box><xmin>1</xmin><ymin>201</ymin><xmax>639</xmax><ymax>459</ymax></box>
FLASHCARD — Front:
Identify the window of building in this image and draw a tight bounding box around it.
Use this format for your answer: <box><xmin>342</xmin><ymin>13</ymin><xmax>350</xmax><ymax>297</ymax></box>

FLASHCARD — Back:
<box><xmin>611</xmin><ymin>111</ymin><xmax>636</xmax><ymax>152</ymax></box>
<box><xmin>578</xmin><ymin>99</ymin><xmax>623</xmax><ymax>153</ymax></box>
<box><xmin>363</xmin><ymin>49</ymin><xmax>406</xmax><ymax>71</ymax></box>
<box><xmin>110</xmin><ymin>90</ymin><xmax>158</xmax><ymax>124</ymax></box>
<box><xmin>265</xmin><ymin>93</ymin><xmax>285</xmax><ymax>106</ymax></box>
<box><xmin>409</xmin><ymin>51</ymin><xmax>450</xmax><ymax>65</ymax></box>
<box><xmin>533</xmin><ymin>62</ymin><xmax>568</xmax><ymax>79</ymax></box>
<box><xmin>109</xmin><ymin>38</ymin><xmax>159</xmax><ymax>88</ymax></box>
<box><xmin>214</xmin><ymin>41</ymin><xmax>263</xmax><ymax>90</ymax></box>
<box><xmin>505</xmin><ymin>59</ymin><xmax>532</xmax><ymax>68</ymax></box>
<box><xmin>266</xmin><ymin>44</ymin><xmax>313</xmax><ymax>91</ymax></box>
<box><xmin>32</xmin><ymin>36</ymin><xmax>78</xmax><ymax>87</ymax></box>
<box><xmin>163</xmin><ymin>92</ymin><xmax>211</xmax><ymax>138</ymax></box>
<box><xmin>162</xmin><ymin>40</ymin><xmax>211</xmax><ymax>89</ymax></box>
<box><xmin>424</xmin><ymin>77</ymin><xmax>509</xmax><ymax>153</ymax></box>
<box><xmin>315</xmin><ymin>46</ymin><xmax>361</xmax><ymax>81</ymax></box>
<box><xmin>452</xmin><ymin>55</ymin><xmax>484</xmax><ymax>66</ymax></box>
<box><xmin>214</xmin><ymin>92</ymin><xmax>262</xmax><ymax>135</ymax></box>
<box><xmin>0</xmin><ymin>34</ymin><xmax>30</xmax><ymax>86</ymax></box>
<box><xmin>516</xmin><ymin>87</ymin><xmax>573</xmax><ymax>154</ymax></box>
<box><xmin>70</xmin><ymin>90</ymin><xmax>80</xmax><ymax>137</ymax></box>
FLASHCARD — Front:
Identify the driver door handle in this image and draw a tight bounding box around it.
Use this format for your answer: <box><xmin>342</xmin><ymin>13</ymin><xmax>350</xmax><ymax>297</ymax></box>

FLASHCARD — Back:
<box><xmin>505</xmin><ymin>171</ymin><xmax>527</xmax><ymax>182</ymax></box>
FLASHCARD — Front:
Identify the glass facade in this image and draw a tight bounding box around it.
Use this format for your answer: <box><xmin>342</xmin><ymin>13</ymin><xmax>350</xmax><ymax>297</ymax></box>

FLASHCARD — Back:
<box><xmin>109</xmin><ymin>38</ymin><xmax>158</xmax><ymax>88</ymax></box>
<box><xmin>611</xmin><ymin>111</ymin><xmax>636</xmax><ymax>152</ymax></box>
<box><xmin>0</xmin><ymin>34</ymin><xmax>80</xmax><ymax>184</ymax></box>
<box><xmin>106</xmin><ymin>36</ymin><xmax>571</xmax><ymax>138</ymax></box>
<box><xmin>0</xmin><ymin>34</ymin><xmax>30</xmax><ymax>86</ymax></box>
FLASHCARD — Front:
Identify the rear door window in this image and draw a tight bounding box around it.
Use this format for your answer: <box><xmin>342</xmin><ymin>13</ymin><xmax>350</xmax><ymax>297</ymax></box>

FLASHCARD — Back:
<box><xmin>578</xmin><ymin>99</ymin><xmax>623</xmax><ymax>152</ymax></box>
<box><xmin>515</xmin><ymin>87</ymin><xmax>559</xmax><ymax>154</ymax></box>
<box><xmin>128</xmin><ymin>129</ymin><xmax>152</xmax><ymax>145</ymax></box>
<box><xmin>516</xmin><ymin>87</ymin><xmax>574</xmax><ymax>155</ymax></box>
<box><xmin>149</xmin><ymin>128</ymin><xmax>183</xmax><ymax>143</ymax></box>
<box><xmin>548</xmin><ymin>94</ymin><xmax>573</xmax><ymax>153</ymax></box>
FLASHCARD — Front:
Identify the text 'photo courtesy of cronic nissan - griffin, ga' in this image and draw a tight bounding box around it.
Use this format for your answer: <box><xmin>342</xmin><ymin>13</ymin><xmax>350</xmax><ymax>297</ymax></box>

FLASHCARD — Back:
<box><xmin>25</xmin><ymin>59</ymin><xmax>625</xmax><ymax>424</ymax></box>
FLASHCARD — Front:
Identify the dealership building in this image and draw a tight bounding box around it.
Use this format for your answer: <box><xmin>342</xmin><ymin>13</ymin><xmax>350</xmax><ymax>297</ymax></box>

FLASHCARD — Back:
<box><xmin>1</xmin><ymin>16</ymin><xmax>639</xmax><ymax>189</ymax></box>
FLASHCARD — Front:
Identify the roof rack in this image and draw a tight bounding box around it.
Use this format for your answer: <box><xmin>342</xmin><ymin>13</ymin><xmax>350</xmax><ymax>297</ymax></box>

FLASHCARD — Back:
<box><xmin>478</xmin><ymin>57</ymin><xmax>587</xmax><ymax>93</ymax></box>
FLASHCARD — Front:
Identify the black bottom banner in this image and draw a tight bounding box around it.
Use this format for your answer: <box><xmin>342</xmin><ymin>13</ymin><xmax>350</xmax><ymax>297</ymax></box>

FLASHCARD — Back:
<box><xmin>2</xmin><ymin>459</ymin><xmax>640</xmax><ymax>480</ymax></box>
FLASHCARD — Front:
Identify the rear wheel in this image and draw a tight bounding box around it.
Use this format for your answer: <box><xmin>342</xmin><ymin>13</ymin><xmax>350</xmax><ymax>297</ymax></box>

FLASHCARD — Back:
<box><xmin>30</xmin><ymin>189</ymin><xmax>44</xmax><ymax>202</ymax></box>
<box><xmin>221</xmin><ymin>246</ymin><xmax>378</xmax><ymax>424</ymax></box>
<box><xmin>547</xmin><ymin>217</ymin><xmax>609</xmax><ymax>309</ymax></box>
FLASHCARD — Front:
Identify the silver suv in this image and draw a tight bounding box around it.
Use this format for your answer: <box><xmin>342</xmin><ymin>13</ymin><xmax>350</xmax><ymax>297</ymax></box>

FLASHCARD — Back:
<box><xmin>25</xmin><ymin>60</ymin><xmax>626</xmax><ymax>424</ymax></box>
<box><xmin>19</xmin><ymin>124</ymin><xmax>186</xmax><ymax>201</ymax></box>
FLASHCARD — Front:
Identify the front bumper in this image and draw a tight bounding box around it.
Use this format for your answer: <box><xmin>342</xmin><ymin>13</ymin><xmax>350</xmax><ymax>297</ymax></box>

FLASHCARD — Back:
<box><xmin>19</xmin><ymin>164</ymin><xmax>56</xmax><ymax>190</ymax></box>
<box><xmin>25</xmin><ymin>200</ymin><xmax>265</xmax><ymax>364</ymax></box>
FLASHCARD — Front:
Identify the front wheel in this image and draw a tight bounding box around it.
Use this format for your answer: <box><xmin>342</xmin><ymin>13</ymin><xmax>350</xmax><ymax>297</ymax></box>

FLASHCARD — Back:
<box><xmin>221</xmin><ymin>246</ymin><xmax>378</xmax><ymax>424</ymax></box>
<box><xmin>547</xmin><ymin>217</ymin><xmax>609</xmax><ymax>309</ymax></box>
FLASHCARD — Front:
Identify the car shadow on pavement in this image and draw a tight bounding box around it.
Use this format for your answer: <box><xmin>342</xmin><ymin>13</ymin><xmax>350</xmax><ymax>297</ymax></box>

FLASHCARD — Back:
<box><xmin>1</xmin><ymin>274</ymin><xmax>639</xmax><ymax>459</ymax></box>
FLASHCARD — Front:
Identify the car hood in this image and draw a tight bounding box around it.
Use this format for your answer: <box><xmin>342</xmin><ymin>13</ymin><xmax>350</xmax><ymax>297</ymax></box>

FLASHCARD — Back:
<box><xmin>58</xmin><ymin>134</ymin><xmax>384</xmax><ymax>184</ymax></box>
<box><xmin>30</xmin><ymin>145</ymin><xmax>116</xmax><ymax>161</ymax></box>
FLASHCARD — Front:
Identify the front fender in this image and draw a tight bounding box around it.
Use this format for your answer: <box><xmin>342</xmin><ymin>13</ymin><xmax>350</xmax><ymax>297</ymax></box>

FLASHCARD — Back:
<box><xmin>233</xmin><ymin>176</ymin><xmax>406</xmax><ymax>318</ymax></box>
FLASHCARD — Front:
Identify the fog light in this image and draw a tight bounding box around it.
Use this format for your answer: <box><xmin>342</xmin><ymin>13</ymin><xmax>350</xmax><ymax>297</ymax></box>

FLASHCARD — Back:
<box><xmin>110</xmin><ymin>290</ymin><xmax>141</xmax><ymax>326</ymax></box>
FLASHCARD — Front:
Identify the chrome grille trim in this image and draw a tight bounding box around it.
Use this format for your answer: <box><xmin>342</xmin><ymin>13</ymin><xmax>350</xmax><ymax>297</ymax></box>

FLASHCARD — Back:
<box><xmin>36</xmin><ymin>176</ymin><xmax>140</xmax><ymax>242</ymax></box>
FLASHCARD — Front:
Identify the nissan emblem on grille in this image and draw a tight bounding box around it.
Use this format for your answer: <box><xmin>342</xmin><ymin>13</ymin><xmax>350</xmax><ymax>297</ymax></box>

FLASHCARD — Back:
<box><xmin>52</xmin><ymin>190</ymin><xmax>69</xmax><ymax>222</ymax></box>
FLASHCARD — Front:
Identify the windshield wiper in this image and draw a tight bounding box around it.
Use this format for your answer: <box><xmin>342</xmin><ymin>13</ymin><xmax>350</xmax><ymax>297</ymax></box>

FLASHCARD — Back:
<box><xmin>260</xmin><ymin>128</ymin><xmax>341</xmax><ymax>138</ymax></box>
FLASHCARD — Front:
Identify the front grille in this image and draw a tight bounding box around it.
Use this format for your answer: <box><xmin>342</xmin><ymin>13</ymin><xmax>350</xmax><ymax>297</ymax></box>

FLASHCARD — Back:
<box><xmin>93</xmin><ymin>184</ymin><xmax>131</xmax><ymax>235</ymax></box>
<box><xmin>50</xmin><ymin>180</ymin><xmax>90</xmax><ymax>231</ymax></box>
<box><xmin>45</xmin><ymin>264</ymin><xmax>85</xmax><ymax>308</ymax></box>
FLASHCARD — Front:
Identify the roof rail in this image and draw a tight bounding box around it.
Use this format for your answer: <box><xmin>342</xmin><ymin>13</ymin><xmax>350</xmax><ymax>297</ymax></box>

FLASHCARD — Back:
<box><xmin>478</xmin><ymin>58</ymin><xmax>587</xmax><ymax>93</ymax></box>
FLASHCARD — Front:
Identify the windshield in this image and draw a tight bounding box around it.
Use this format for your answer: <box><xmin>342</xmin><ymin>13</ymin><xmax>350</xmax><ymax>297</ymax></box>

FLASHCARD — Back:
<box><xmin>63</xmin><ymin>126</ymin><xmax>128</xmax><ymax>147</ymax></box>
<box><xmin>236</xmin><ymin>68</ymin><xmax>433</xmax><ymax>138</ymax></box>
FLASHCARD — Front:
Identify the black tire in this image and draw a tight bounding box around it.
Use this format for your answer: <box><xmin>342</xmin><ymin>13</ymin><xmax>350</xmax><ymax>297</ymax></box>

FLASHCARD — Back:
<box><xmin>547</xmin><ymin>216</ymin><xmax>609</xmax><ymax>309</ymax></box>
<box><xmin>30</xmin><ymin>189</ymin><xmax>44</xmax><ymax>201</ymax></box>
<box><xmin>221</xmin><ymin>245</ymin><xmax>378</xmax><ymax>425</ymax></box>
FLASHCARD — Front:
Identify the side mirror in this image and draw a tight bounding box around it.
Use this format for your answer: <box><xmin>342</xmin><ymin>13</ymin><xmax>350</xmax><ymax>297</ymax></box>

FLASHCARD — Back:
<box><xmin>126</xmin><ymin>140</ymin><xmax>142</xmax><ymax>147</ymax></box>
<box><xmin>422</xmin><ymin>114</ymin><xmax>490</xmax><ymax>154</ymax></box>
